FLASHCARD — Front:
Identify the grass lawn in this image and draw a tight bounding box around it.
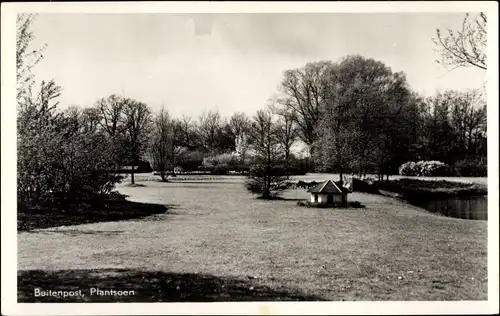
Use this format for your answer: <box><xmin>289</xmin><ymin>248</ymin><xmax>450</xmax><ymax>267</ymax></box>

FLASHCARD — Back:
<box><xmin>18</xmin><ymin>176</ymin><xmax>487</xmax><ymax>301</ymax></box>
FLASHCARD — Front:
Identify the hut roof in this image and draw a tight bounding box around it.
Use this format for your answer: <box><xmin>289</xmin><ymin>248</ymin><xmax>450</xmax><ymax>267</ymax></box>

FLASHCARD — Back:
<box><xmin>307</xmin><ymin>180</ymin><xmax>351</xmax><ymax>194</ymax></box>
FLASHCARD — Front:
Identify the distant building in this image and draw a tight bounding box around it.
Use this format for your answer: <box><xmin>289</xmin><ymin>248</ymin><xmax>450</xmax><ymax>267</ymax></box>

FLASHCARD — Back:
<box><xmin>307</xmin><ymin>180</ymin><xmax>351</xmax><ymax>205</ymax></box>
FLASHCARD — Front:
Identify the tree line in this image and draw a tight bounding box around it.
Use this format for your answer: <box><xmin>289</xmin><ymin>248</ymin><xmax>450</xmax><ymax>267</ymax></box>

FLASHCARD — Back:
<box><xmin>17</xmin><ymin>13</ymin><xmax>487</xmax><ymax>205</ymax></box>
<box><xmin>273</xmin><ymin>57</ymin><xmax>486</xmax><ymax>183</ymax></box>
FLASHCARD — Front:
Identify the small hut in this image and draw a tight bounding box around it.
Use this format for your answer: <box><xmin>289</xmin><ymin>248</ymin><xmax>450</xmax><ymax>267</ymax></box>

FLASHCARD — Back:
<box><xmin>307</xmin><ymin>180</ymin><xmax>351</xmax><ymax>205</ymax></box>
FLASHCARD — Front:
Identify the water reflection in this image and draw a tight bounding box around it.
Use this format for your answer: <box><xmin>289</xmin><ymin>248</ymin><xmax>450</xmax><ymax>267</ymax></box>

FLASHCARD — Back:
<box><xmin>410</xmin><ymin>196</ymin><xmax>487</xmax><ymax>220</ymax></box>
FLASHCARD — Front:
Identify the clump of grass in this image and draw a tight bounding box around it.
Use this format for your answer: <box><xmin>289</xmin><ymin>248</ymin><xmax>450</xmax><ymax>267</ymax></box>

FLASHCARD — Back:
<box><xmin>348</xmin><ymin>201</ymin><xmax>365</xmax><ymax>208</ymax></box>
<box><xmin>296</xmin><ymin>200</ymin><xmax>365</xmax><ymax>209</ymax></box>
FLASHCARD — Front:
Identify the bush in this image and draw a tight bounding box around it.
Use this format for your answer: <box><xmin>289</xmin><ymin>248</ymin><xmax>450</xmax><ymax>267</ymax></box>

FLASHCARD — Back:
<box><xmin>174</xmin><ymin>166</ymin><xmax>184</xmax><ymax>174</ymax></box>
<box><xmin>455</xmin><ymin>158</ymin><xmax>487</xmax><ymax>177</ymax></box>
<box><xmin>399</xmin><ymin>161</ymin><xmax>419</xmax><ymax>176</ymax></box>
<box><xmin>246</xmin><ymin>165</ymin><xmax>291</xmax><ymax>199</ymax></box>
<box><xmin>286</xmin><ymin>166</ymin><xmax>308</xmax><ymax>176</ymax></box>
<box><xmin>212</xmin><ymin>163</ymin><xmax>230</xmax><ymax>175</ymax></box>
<box><xmin>399</xmin><ymin>161</ymin><xmax>451</xmax><ymax>177</ymax></box>
<box><xmin>202</xmin><ymin>152</ymin><xmax>240</xmax><ymax>174</ymax></box>
<box><xmin>419</xmin><ymin>161</ymin><xmax>451</xmax><ymax>176</ymax></box>
<box><xmin>17</xmin><ymin>106</ymin><xmax>124</xmax><ymax>208</ymax></box>
<box><xmin>348</xmin><ymin>201</ymin><xmax>365</xmax><ymax>208</ymax></box>
<box><xmin>295</xmin><ymin>180</ymin><xmax>320</xmax><ymax>189</ymax></box>
<box><xmin>345</xmin><ymin>176</ymin><xmax>379</xmax><ymax>194</ymax></box>
<box><xmin>178</xmin><ymin>150</ymin><xmax>204</xmax><ymax>171</ymax></box>
<box><xmin>296</xmin><ymin>200</ymin><xmax>352</xmax><ymax>209</ymax></box>
<box><xmin>296</xmin><ymin>201</ymin><xmax>309</xmax><ymax>207</ymax></box>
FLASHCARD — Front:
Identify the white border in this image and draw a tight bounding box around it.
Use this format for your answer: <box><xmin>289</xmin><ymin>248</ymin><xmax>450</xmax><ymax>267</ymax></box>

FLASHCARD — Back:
<box><xmin>1</xmin><ymin>1</ymin><xmax>498</xmax><ymax>315</ymax></box>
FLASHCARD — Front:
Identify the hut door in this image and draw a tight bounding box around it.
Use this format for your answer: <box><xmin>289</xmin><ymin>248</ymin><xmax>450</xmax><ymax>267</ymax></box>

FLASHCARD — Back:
<box><xmin>327</xmin><ymin>195</ymin><xmax>333</xmax><ymax>204</ymax></box>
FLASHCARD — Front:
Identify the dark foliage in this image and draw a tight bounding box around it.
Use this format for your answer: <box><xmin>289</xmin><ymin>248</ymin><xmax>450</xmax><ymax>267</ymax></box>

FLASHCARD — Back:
<box><xmin>345</xmin><ymin>177</ymin><xmax>380</xmax><ymax>194</ymax></box>
<box><xmin>455</xmin><ymin>158</ymin><xmax>487</xmax><ymax>177</ymax></box>
<box><xmin>294</xmin><ymin>180</ymin><xmax>320</xmax><ymax>189</ymax></box>
<box><xmin>348</xmin><ymin>201</ymin><xmax>365</xmax><ymax>208</ymax></box>
<box><xmin>245</xmin><ymin>165</ymin><xmax>292</xmax><ymax>199</ymax></box>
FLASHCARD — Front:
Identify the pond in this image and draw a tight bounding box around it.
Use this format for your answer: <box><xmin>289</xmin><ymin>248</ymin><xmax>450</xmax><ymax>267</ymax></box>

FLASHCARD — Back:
<box><xmin>409</xmin><ymin>195</ymin><xmax>488</xmax><ymax>220</ymax></box>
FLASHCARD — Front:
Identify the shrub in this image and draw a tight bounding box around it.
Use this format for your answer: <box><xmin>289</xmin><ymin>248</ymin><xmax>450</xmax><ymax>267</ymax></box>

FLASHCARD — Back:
<box><xmin>399</xmin><ymin>161</ymin><xmax>419</xmax><ymax>176</ymax></box>
<box><xmin>202</xmin><ymin>152</ymin><xmax>240</xmax><ymax>174</ymax></box>
<box><xmin>345</xmin><ymin>176</ymin><xmax>380</xmax><ymax>194</ymax></box>
<box><xmin>348</xmin><ymin>201</ymin><xmax>365</xmax><ymax>208</ymax></box>
<box><xmin>286</xmin><ymin>166</ymin><xmax>308</xmax><ymax>176</ymax></box>
<box><xmin>17</xmin><ymin>107</ymin><xmax>124</xmax><ymax>208</ymax></box>
<box><xmin>212</xmin><ymin>163</ymin><xmax>230</xmax><ymax>175</ymax></box>
<box><xmin>296</xmin><ymin>201</ymin><xmax>309</xmax><ymax>207</ymax></box>
<box><xmin>418</xmin><ymin>161</ymin><xmax>451</xmax><ymax>176</ymax></box>
<box><xmin>455</xmin><ymin>158</ymin><xmax>487</xmax><ymax>177</ymax></box>
<box><xmin>399</xmin><ymin>160</ymin><xmax>451</xmax><ymax>177</ymax></box>
<box><xmin>178</xmin><ymin>150</ymin><xmax>204</xmax><ymax>171</ymax></box>
<box><xmin>295</xmin><ymin>180</ymin><xmax>320</xmax><ymax>189</ymax></box>
<box><xmin>246</xmin><ymin>165</ymin><xmax>291</xmax><ymax>199</ymax></box>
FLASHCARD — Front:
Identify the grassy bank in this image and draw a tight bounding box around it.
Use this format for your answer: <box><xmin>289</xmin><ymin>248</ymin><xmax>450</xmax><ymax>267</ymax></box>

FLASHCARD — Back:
<box><xmin>376</xmin><ymin>178</ymin><xmax>487</xmax><ymax>200</ymax></box>
<box><xmin>18</xmin><ymin>178</ymin><xmax>487</xmax><ymax>301</ymax></box>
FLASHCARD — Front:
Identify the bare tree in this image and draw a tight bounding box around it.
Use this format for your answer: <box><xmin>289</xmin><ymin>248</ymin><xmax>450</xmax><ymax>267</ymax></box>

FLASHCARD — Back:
<box><xmin>94</xmin><ymin>94</ymin><xmax>129</xmax><ymax>167</ymax></box>
<box><xmin>229</xmin><ymin>112</ymin><xmax>251</xmax><ymax>164</ymax></box>
<box><xmin>122</xmin><ymin>99</ymin><xmax>152</xmax><ymax>184</ymax></box>
<box><xmin>228</xmin><ymin>112</ymin><xmax>251</xmax><ymax>139</ymax></box>
<box><xmin>80</xmin><ymin>107</ymin><xmax>101</xmax><ymax>134</ymax></box>
<box><xmin>95</xmin><ymin>94</ymin><xmax>125</xmax><ymax>137</ymax></box>
<box><xmin>177</xmin><ymin>115</ymin><xmax>195</xmax><ymax>149</ymax></box>
<box><xmin>447</xmin><ymin>89</ymin><xmax>487</xmax><ymax>159</ymax></box>
<box><xmin>269</xmin><ymin>102</ymin><xmax>298</xmax><ymax>178</ymax></box>
<box><xmin>433</xmin><ymin>13</ymin><xmax>487</xmax><ymax>70</ymax></box>
<box><xmin>278</xmin><ymin>61</ymin><xmax>333</xmax><ymax>154</ymax></box>
<box><xmin>245</xmin><ymin>109</ymin><xmax>289</xmax><ymax>199</ymax></box>
<box><xmin>16</xmin><ymin>13</ymin><xmax>47</xmax><ymax>104</ymax></box>
<box><xmin>149</xmin><ymin>108</ymin><xmax>179</xmax><ymax>181</ymax></box>
<box><xmin>197</xmin><ymin>109</ymin><xmax>222</xmax><ymax>154</ymax></box>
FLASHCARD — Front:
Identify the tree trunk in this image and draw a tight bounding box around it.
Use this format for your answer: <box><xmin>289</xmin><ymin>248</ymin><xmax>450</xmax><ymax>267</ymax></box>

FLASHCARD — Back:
<box><xmin>339</xmin><ymin>169</ymin><xmax>343</xmax><ymax>187</ymax></box>
<box><xmin>339</xmin><ymin>168</ymin><xmax>346</xmax><ymax>206</ymax></box>
<box><xmin>131</xmin><ymin>164</ymin><xmax>135</xmax><ymax>184</ymax></box>
<box><xmin>285</xmin><ymin>150</ymin><xmax>290</xmax><ymax>179</ymax></box>
<box><xmin>266</xmin><ymin>170</ymin><xmax>271</xmax><ymax>198</ymax></box>
<box><xmin>262</xmin><ymin>190</ymin><xmax>271</xmax><ymax>199</ymax></box>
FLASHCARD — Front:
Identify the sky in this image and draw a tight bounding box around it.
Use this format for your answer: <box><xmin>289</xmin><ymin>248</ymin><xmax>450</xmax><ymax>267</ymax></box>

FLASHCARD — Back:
<box><xmin>29</xmin><ymin>13</ymin><xmax>487</xmax><ymax>119</ymax></box>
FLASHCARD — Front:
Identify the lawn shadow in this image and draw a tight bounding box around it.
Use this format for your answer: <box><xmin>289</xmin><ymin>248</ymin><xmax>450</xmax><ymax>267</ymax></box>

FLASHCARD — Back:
<box><xmin>275</xmin><ymin>197</ymin><xmax>306</xmax><ymax>201</ymax></box>
<box><xmin>18</xmin><ymin>269</ymin><xmax>326</xmax><ymax>302</ymax></box>
<box><xmin>18</xmin><ymin>199</ymin><xmax>178</xmax><ymax>232</ymax></box>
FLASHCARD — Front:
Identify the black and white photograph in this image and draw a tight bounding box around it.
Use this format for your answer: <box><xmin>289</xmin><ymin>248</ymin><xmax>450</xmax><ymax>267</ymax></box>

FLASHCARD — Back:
<box><xmin>1</xmin><ymin>1</ymin><xmax>498</xmax><ymax>315</ymax></box>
